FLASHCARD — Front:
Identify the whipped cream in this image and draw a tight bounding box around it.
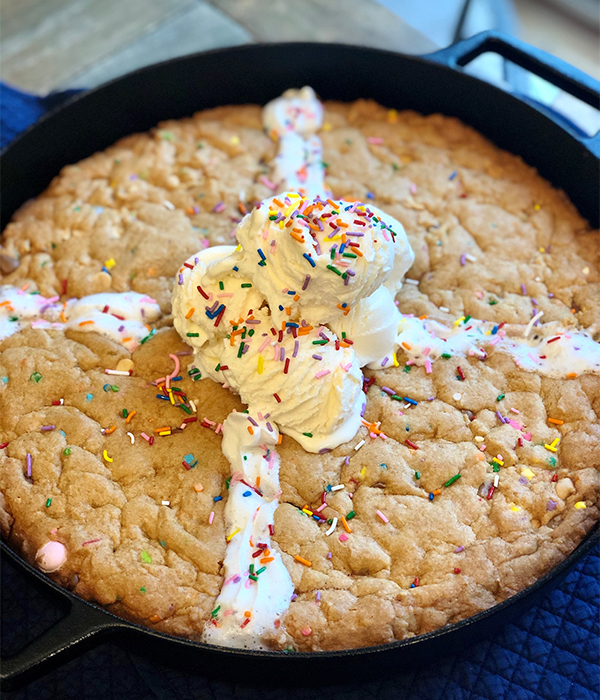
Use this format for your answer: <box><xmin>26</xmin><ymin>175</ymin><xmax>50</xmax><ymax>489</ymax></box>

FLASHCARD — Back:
<box><xmin>263</xmin><ymin>86</ymin><xmax>327</xmax><ymax>199</ymax></box>
<box><xmin>0</xmin><ymin>286</ymin><xmax>161</xmax><ymax>351</ymax></box>
<box><xmin>202</xmin><ymin>412</ymin><xmax>293</xmax><ymax>650</ymax></box>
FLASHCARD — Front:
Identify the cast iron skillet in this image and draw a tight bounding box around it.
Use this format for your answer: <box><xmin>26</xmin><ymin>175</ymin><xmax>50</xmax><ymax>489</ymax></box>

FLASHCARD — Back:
<box><xmin>1</xmin><ymin>31</ymin><xmax>599</xmax><ymax>691</ymax></box>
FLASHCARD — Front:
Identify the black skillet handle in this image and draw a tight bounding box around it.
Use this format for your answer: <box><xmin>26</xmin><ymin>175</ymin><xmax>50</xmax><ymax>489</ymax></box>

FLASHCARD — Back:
<box><xmin>423</xmin><ymin>30</ymin><xmax>600</xmax><ymax>157</ymax></box>
<box><xmin>0</xmin><ymin>595</ymin><xmax>124</xmax><ymax>691</ymax></box>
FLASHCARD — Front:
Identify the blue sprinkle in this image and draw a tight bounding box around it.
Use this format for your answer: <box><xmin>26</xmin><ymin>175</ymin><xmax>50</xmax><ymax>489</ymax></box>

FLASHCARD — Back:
<box><xmin>429</xmin><ymin>492</ymin><xmax>434</xmax><ymax>501</ymax></box>
<box><xmin>94</xmin><ymin>206</ymin><xmax>104</xmax><ymax>214</ymax></box>
<box><xmin>286</xmin><ymin>322</ymin><xmax>299</xmax><ymax>328</ymax></box>
<box><xmin>257</xmin><ymin>248</ymin><xmax>266</xmax><ymax>261</ymax></box>
<box><xmin>313</xmin><ymin>515</ymin><xmax>320</xmax><ymax>521</ymax></box>
<box><xmin>183</xmin><ymin>453</ymin><xmax>195</xmax><ymax>464</ymax></box>
<box><xmin>232</xmin><ymin>266</ymin><xmax>239</xmax><ymax>271</ymax></box>
<box><xmin>86</xmin><ymin>393</ymin><xmax>93</xmax><ymax>401</ymax></box>
<box><xmin>103</xmin><ymin>384</ymin><xmax>112</xmax><ymax>392</ymax></box>
<box><xmin>213</xmin><ymin>496</ymin><xmax>223</xmax><ymax>502</ymax></box>
<box><xmin>303</xmin><ymin>253</ymin><xmax>316</xmax><ymax>268</ymax></box>
<box><xmin>491</xmin><ymin>325</ymin><xmax>498</xmax><ymax>335</ymax></box>
<box><xmin>171</xmin><ymin>376</ymin><xmax>183</xmax><ymax>381</ymax></box>
<box><xmin>403</xmin><ymin>397</ymin><xmax>418</xmax><ymax>406</ymax></box>
<box><xmin>326</xmin><ymin>484</ymin><xmax>332</xmax><ymax>492</ymax></box>
<box><xmin>243</xmin><ymin>491</ymin><xmax>252</xmax><ymax>497</ymax></box>
<box><xmin>410</xmin><ymin>583</ymin><xmax>416</xmax><ymax>588</ymax></box>
<box><xmin>60</xmin><ymin>430</ymin><xmax>66</xmax><ymax>437</ymax></box>
<box><xmin>278</xmin><ymin>305</ymin><xmax>284</xmax><ymax>311</ymax></box>
<box><xmin>366</xmin><ymin>191</ymin><xmax>375</xmax><ymax>199</ymax></box>
<box><xmin>156</xmin><ymin>394</ymin><xmax>170</xmax><ymax>401</ymax></box>
<box><xmin>101</xmin><ymin>266</ymin><xmax>111</xmax><ymax>275</ymax></box>
<box><xmin>1</xmin><ymin>377</ymin><xmax>9</xmax><ymax>384</ymax></box>
<box><xmin>449</xmin><ymin>171</ymin><xmax>458</xmax><ymax>180</ymax></box>
<box><xmin>287</xmin><ymin>290</ymin><xmax>296</xmax><ymax>295</ymax></box>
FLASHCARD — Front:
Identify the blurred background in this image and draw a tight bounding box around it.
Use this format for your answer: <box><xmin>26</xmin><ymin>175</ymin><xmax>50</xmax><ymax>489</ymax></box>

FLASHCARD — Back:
<box><xmin>1</xmin><ymin>0</ymin><xmax>599</xmax><ymax>133</ymax></box>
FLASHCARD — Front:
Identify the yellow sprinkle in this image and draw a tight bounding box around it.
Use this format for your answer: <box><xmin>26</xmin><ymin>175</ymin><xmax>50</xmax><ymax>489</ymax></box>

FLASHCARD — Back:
<box><xmin>511</xmin><ymin>505</ymin><xmax>521</xmax><ymax>512</ymax></box>
<box><xmin>387</xmin><ymin>109</ymin><xmax>398</xmax><ymax>123</ymax></box>
<box><xmin>226</xmin><ymin>528</ymin><xmax>240</xmax><ymax>541</ymax></box>
<box><xmin>454</xmin><ymin>316</ymin><xmax>465</xmax><ymax>326</ymax></box>
<box><xmin>167</xmin><ymin>388</ymin><xmax>175</xmax><ymax>405</ymax></box>
<box><xmin>574</xmin><ymin>501</ymin><xmax>587</xmax><ymax>510</ymax></box>
<box><xmin>360</xmin><ymin>466</ymin><xmax>366</xmax><ymax>478</ymax></box>
<box><xmin>492</xmin><ymin>457</ymin><xmax>504</xmax><ymax>466</ymax></box>
<box><xmin>102</xmin><ymin>450</ymin><xmax>113</xmax><ymax>463</ymax></box>
<box><xmin>539</xmin><ymin>247</ymin><xmax>546</xmax><ymax>253</ymax></box>
<box><xmin>392</xmin><ymin>353</ymin><xmax>399</xmax><ymax>367</ymax></box>
<box><xmin>158</xmin><ymin>430</ymin><xmax>171</xmax><ymax>436</ymax></box>
<box><xmin>284</xmin><ymin>203</ymin><xmax>296</xmax><ymax>218</ymax></box>
<box><xmin>288</xmin><ymin>193</ymin><xmax>300</xmax><ymax>199</ymax></box>
<box><xmin>550</xmin><ymin>437</ymin><xmax>560</xmax><ymax>448</ymax></box>
<box><xmin>235</xmin><ymin>244</ymin><xmax>242</xmax><ymax>252</ymax></box>
<box><xmin>544</xmin><ymin>444</ymin><xmax>557</xmax><ymax>453</ymax></box>
<box><xmin>302</xmin><ymin>508</ymin><xmax>313</xmax><ymax>516</ymax></box>
<box><xmin>322</xmin><ymin>123</ymin><xmax>332</xmax><ymax>132</ymax></box>
<box><xmin>257</xmin><ymin>355</ymin><xmax>264</xmax><ymax>375</ymax></box>
<box><xmin>521</xmin><ymin>468</ymin><xmax>535</xmax><ymax>480</ymax></box>
<box><xmin>104</xmin><ymin>258</ymin><xmax>116</xmax><ymax>269</ymax></box>
<box><xmin>534</xmin><ymin>204</ymin><xmax>541</xmax><ymax>211</ymax></box>
<box><xmin>230</xmin><ymin>135</ymin><xmax>240</xmax><ymax>145</ymax></box>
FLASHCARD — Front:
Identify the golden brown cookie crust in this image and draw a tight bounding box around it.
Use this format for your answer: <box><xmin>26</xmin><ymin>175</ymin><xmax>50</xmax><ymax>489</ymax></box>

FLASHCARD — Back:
<box><xmin>1</xmin><ymin>100</ymin><xmax>598</xmax><ymax>651</ymax></box>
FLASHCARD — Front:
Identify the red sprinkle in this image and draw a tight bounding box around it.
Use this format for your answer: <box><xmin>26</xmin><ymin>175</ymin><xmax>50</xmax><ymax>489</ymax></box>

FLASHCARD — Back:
<box><xmin>413</xmin><ymin>578</ymin><xmax>420</xmax><ymax>587</ymax></box>
<box><xmin>183</xmin><ymin>262</ymin><xmax>194</xmax><ymax>269</ymax></box>
<box><xmin>61</xmin><ymin>279</ymin><xmax>67</xmax><ymax>295</ymax></box>
<box><xmin>273</xmin><ymin>393</ymin><xmax>281</xmax><ymax>403</ymax></box>
<box><xmin>457</xmin><ymin>366</ymin><xmax>466</xmax><ymax>381</ymax></box>
<box><xmin>551</xmin><ymin>473</ymin><xmax>558</xmax><ymax>482</ymax></box>
<box><xmin>0</xmin><ymin>442</ymin><xmax>8</xmax><ymax>449</ymax></box>
<box><xmin>284</xmin><ymin>358</ymin><xmax>290</xmax><ymax>374</ymax></box>
<box><xmin>268</xmin><ymin>524</ymin><xmax>274</xmax><ymax>536</ymax></box>
<box><xmin>197</xmin><ymin>285</ymin><xmax>209</xmax><ymax>299</ymax></box>
<box><xmin>149</xmin><ymin>436</ymin><xmax>155</xmax><ymax>446</ymax></box>
<box><xmin>486</xmin><ymin>485</ymin><xmax>495</xmax><ymax>500</ymax></box>
<box><xmin>405</xmin><ymin>439</ymin><xmax>419</xmax><ymax>450</ymax></box>
<box><xmin>182</xmin><ymin>461</ymin><xmax>192</xmax><ymax>471</ymax></box>
<box><xmin>183</xmin><ymin>417</ymin><xmax>197</xmax><ymax>424</ymax></box>
<box><xmin>454</xmin><ymin>568</ymin><xmax>461</xmax><ymax>574</ymax></box>
<box><xmin>240</xmin><ymin>618</ymin><xmax>250</xmax><ymax>629</ymax></box>
<box><xmin>547</xmin><ymin>336</ymin><xmax>561</xmax><ymax>344</ymax></box>
<box><xmin>214</xmin><ymin>306</ymin><xmax>226</xmax><ymax>327</ymax></box>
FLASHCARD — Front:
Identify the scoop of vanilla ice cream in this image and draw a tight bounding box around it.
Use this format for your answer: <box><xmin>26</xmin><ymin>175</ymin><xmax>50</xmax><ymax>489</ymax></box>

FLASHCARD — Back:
<box><xmin>329</xmin><ymin>285</ymin><xmax>400</xmax><ymax>367</ymax></box>
<box><xmin>262</xmin><ymin>86</ymin><xmax>323</xmax><ymax>139</ymax></box>
<box><xmin>172</xmin><ymin>246</ymin><xmax>264</xmax><ymax>351</ymax></box>
<box><xmin>194</xmin><ymin>323</ymin><xmax>364</xmax><ymax>452</ymax></box>
<box><xmin>235</xmin><ymin>194</ymin><xmax>412</xmax><ymax>328</ymax></box>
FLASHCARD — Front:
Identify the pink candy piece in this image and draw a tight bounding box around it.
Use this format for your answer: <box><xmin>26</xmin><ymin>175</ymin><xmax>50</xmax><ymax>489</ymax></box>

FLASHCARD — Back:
<box><xmin>36</xmin><ymin>541</ymin><xmax>67</xmax><ymax>572</ymax></box>
<box><xmin>339</xmin><ymin>533</ymin><xmax>349</xmax><ymax>542</ymax></box>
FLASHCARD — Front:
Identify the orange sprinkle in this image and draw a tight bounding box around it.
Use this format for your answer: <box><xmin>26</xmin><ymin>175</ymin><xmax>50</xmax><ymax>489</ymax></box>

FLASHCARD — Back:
<box><xmin>284</xmin><ymin>219</ymin><xmax>293</xmax><ymax>228</ymax></box>
<box><xmin>285</xmin><ymin>307</ymin><xmax>291</xmax><ymax>316</ymax></box>
<box><xmin>122</xmin><ymin>337</ymin><xmax>132</xmax><ymax>343</ymax></box>
<box><xmin>149</xmin><ymin>614</ymin><xmax>161</xmax><ymax>623</ymax></box>
<box><xmin>327</xmin><ymin>199</ymin><xmax>337</xmax><ymax>208</ymax></box>
<box><xmin>341</xmin><ymin>517</ymin><xmax>352</xmax><ymax>533</ymax></box>
<box><xmin>260</xmin><ymin>557</ymin><xmax>274</xmax><ymax>564</ymax></box>
<box><xmin>247</xmin><ymin>426</ymin><xmax>254</xmax><ymax>435</ymax></box>
<box><xmin>476</xmin><ymin>453</ymin><xmax>485</xmax><ymax>461</ymax></box>
<box><xmin>298</xmin><ymin>326</ymin><xmax>312</xmax><ymax>335</ymax></box>
<box><xmin>273</xmin><ymin>198</ymin><xmax>284</xmax><ymax>208</ymax></box>
<box><xmin>78</xmin><ymin>320</ymin><xmax>94</xmax><ymax>326</ymax></box>
<box><xmin>104</xmin><ymin>425</ymin><xmax>117</xmax><ymax>435</ymax></box>
<box><xmin>294</xmin><ymin>555</ymin><xmax>312</xmax><ymax>567</ymax></box>
<box><xmin>336</xmin><ymin>219</ymin><xmax>348</xmax><ymax>228</ymax></box>
<box><xmin>419</xmin><ymin>315</ymin><xmax>428</xmax><ymax>320</ymax></box>
<box><xmin>185</xmin><ymin>308</ymin><xmax>195</xmax><ymax>319</ymax></box>
<box><xmin>548</xmin><ymin>418</ymin><xmax>564</xmax><ymax>425</ymax></box>
<box><xmin>305</xmin><ymin>221</ymin><xmax>321</xmax><ymax>232</ymax></box>
<box><xmin>186</xmin><ymin>207</ymin><xmax>195</xmax><ymax>215</ymax></box>
<box><xmin>256</xmin><ymin>476</ymin><xmax>261</xmax><ymax>487</ymax></box>
<box><xmin>566</xmin><ymin>373</ymin><xmax>577</xmax><ymax>379</ymax></box>
<box><xmin>293</xmin><ymin>294</ymin><xmax>300</xmax><ymax>301</ymax></box>
<box><xmin>433</xmin><ymin>489</ymin><xmax>441</xmax><ymax>496</ymax></box>
<box><xmin>194</xmin><ymin>483</ymin><xmax>204</xmax><ymax>492</ymax></box>
<box><xmin>0</xmin><ymin>301</ymin><xmax>11</xmax><ymax>307</ymax></box>
<box><xmin>154</xmin><ymin>427</ymin><xmax>171</xmax><ymax>433</ymax></box>
<box><xmin>401</xmin><ymin>341</ymin><xmax>412</xmax><ymax>350</ymax></box>
<box><xmin>125</xmin><ymin>410</ymin><xmax>136</xmax><ymax>424</ymax></box>
<box><xmin>277</xmin><ymin>434</ymin><xmax>282</xmax><ymax>445</ymax></box>
<box><xmin>244</xmin><ymin>610</ymin><xmax>252</xmax><ymax>618</ymax></box>
<box><xmin>353</xmin><ymin>248</ymin><xmax>363</xmax><ymax>257</ymax></box>
<box><xmin>20</xmin><ymin>283</ymin><xmax>29</xmax><ymax>291</ymax></box>
<box><xmin>290</xmin><ymin>232</ymin><xmax>305</xmax><ymax>243</ymax></box>
<box><xmin>238</xmin><ymin>201</ymin><xmax>248</xmax><ymax>215</ymax></box>
<box><xmin>60</xmin><ymin>311</ymin><xmax>67</xmax><ymax>323</ymax></box>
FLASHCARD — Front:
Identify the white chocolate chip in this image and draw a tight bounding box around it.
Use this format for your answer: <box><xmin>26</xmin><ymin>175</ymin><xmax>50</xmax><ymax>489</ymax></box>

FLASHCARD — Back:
<box><xmin>555</xmin><ymin>477</ymin><xmax>575</xmax><ymax>500</ymax></box>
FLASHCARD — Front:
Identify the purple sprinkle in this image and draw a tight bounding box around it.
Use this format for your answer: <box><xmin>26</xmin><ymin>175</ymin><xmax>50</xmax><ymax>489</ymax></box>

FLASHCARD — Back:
<box><xmin>360</xmin><ymin>401</ymin><xmax>366</xmax><ymax>418</ymax></box>
<box><xmin>312</xmin><ymin>354</ymin><xmax>323</xmax><ymax>361</ymax></box>
<box><xmin>291</xmin><ymin>593</ymin><xmax>298</xmax><ymax>601</ymax></box>
<box><xmin>548</xmin><ymin>293</ymin><xmax>554</xmax><ymax>298</ymax></box>
<box><xmin>519</xmin><ymin>477</ymin><xmax>529</xmax><ymax>485</ymax></box>
<box><xmin>141</xmin><ymin>308</ymin><xmax>146</xmax><ymax>318</ymax></box>
<box><xmin>346</xmin><ymin>269</ymin><xmax>356</xmax><ymax>277</ymax></box>
<box><xmin>455</xmin><ymin>545</ymin><xmax>465</xmax><ymax>553</ymax></box>
<box><xmin>327</xmin><ymin>552</ymin><xmax>333</xmax><ymax>559</ymax></box>
<box><xmin>302</xmin><ymin>275</ymin><xmax>311</xmax><ymax>291</ymax></box>
<box><xmin>242</xmin><ymin>344</ymin><xmax>249</xmax><ymax>354</ymax></box>
<box><xmin>178</xmin><ymin>273</ymin><xmax>184</xmax><ymax>285</ymax></box>
<box><xmin>496</xmin><ymin>410</ymin><xmax>505</xmax><ymax>423</ymax></box>
<box><xmin>129</xmin><ymin>174</ymin><xmax>138</xmax><ymax>181</ymax></box>
<box><xmin>293</xmin><ymin>340</ymin><xmax>299</xmax><ymax>358</ymax></box>
<box><xmin>118</xmin><ymin>325</ymin><xmax>125</xmax><ymax>333</ymax></box>
<box><xmin>266</xmin><ymin>422</ymin><xmax>273</xmax><ymax>432</ymax></box>
<box><xmin>460</xmin><ymin>254</ymin><xmax>466</xmax><ymax>266</ymax></box>
<box><xmin>344</xmin><ymin>274</ymin><xmax>350</xmax><ymax>286</ymax></box>
<box><xmin>41</xmin><ymin>425</ymin><xmax>55</xmax><ymax>431</ymax></box>
<box><xmin>319</xmin><ymin>448</ymin><xmax>331</xmax><ymax>454</ymax></box>
<box><xmin>247</xmin><ymin>416</ymin><xmax>258</xmax><ymax>426</ymax></box>
<box><xmin>381</xmin><ymin>357</ymin><xmax>389</xmax><ymax>367</ymax></box>
<box><xmin>521</xmin><ymin>283</ymin><xmax>527</xmax><ymax>295</ymax></box>
<box><xmin>316</xmin><ymin>591</ymin><xmax>321</xmax><ymax>602</ymax></box>
<box><xmin>319</xmin><ymin>332</ymin><xmax>329</xmax><ymax>341</ymax></box>
<box><xmin>345</xmin><ymin>456</ymin><xmax>350</xmax><ymax>465</ymax></box>
<box><xmin>382</xmin><ymin>387</ymin><xmax>395</xmax><ymax>395</ymax></box>
<box><xmin>427</xmin><ymin>396</ymin><xmax>436</xmax><ymax>401</ymax></box>
<box><xmin>346</xmin><ymin>232</ymin><xmax>364</xmax><ymax>237</ymax></box>
<box><xmin>26</xmin><ymin>453</ymin><xmax>32</xmax><ymax>477</ymax></box>
<box><xmin>194</xmin><ymin>257</ymin><xmax>199</xmax><ymax>264</ymax></box>
<box><xmin>314</xmin><ymin>242</ymin><xmax>322</xmax><ymax>255</ymax></box>
<box><xmin>547</xmin><ymin>500</ymin><xmax>557</xmax><ymax>511</ymax></box>
<box><xmin>280</xmin><ymin>347</ymin><xmax>285</xmax><ymax>361</ymax></box>
<box><xmin>233</xmin><ymin>575</ymin><xmax>241</xmax><ymax>584</ymax></box>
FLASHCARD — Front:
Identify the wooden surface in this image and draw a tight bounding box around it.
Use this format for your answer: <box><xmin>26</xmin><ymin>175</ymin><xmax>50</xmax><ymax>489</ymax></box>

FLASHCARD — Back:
<box><xmin>0</xmin><ymin>0</ymin><xmax>436</xmax><ymax>94</ymax></box>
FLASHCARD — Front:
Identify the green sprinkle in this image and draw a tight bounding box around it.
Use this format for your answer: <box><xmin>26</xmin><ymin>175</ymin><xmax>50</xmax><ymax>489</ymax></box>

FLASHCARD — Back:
<box><xmin>241</xmin><ymin>283</ymin><xmax>252</xmax><ymax>288</ymax></box>
<box><xmin>415</xmin><ymin>471</ymin><xmax>420</xmax><ymax>480</ymax></box>
<box><xmin>492</xmin><ymin>464</ymin><xmax>500</xmax><ymax>472</ymax></box>
<box><xmin>303</xmin><ymin>432</ymin><xmax>313</xmax><ymax>438</ymax></box>
<box><xmin>186</xmin><ymin>332</ymin><xmax>200</xmax><ymax>337</ymax></box>
<box><xmin>441</xmin><ymin>353</ymin><xmax>452</xmax><ymax>359</ymax></box>
<box><xmin>463</xmin><ymin>315</ymin><xmax>471</xmax><ymax>324</ymax></box>
<box><xmin>548</xmin><ymin>456</ymin><xmax>557</xmax><ymax>467</ymax></box>
<box><xmin>123</xmin><ymin>409</ymin><xmax>128</xmax><ymax>418</ymax></box>
<box><xmin>159</xmin><ymin>540</ymin><xmax>167</xmax><ymax>548</ymax></box>
<box><xmin>30</xmin><ymin>371</ymin><xmax>43</xmax><ymax>383</ymax></box>
<box><xmin>111</xmin><ymin>385</ymin><xmax>119</xmax><ymax>392</ymax></box>
<box><xmin>345</xmin><ymin>139</ymin><xmax>352</xmax><ymax>145</ymax></box>
<box><xmin>489</xmin><ymin>300</ymin><xmax>498</xmax><ymax>305</ymax></box>
<box><xmin>140</xmin><ymin>587</ymin><xmax>146</xmax><ymax>594</ymax></box>
<box><xmin>249</xmin><ymin>564</ymin><xmax>254</xmax><ymax>574</ymax></box>
<box><xmin>178</xmin><ymin>404</ymin><xmax>192</xmax><ymax>415</ymax></box>
<box><xmin>312</xmin><ymin>339</ymin><xmax>328</xmax><ymax>345</ymax></box>
<box><xmin>284</xmin><ymin>646</ymin><xmax>297</xmax><ymax>654</ymax></box>
<box><xmin>346</xmin><ymin>511</ymin><xmax>356</xmax><ymax>520</ymax></box>
<box><xmin>219</xmin><ymin>281</ymin><xmax>224</xmax><ymax>291</ymax></box>
<box><xmin>403</xmin><ymin>365</ymin><xmax>411</xmax><ymax>373</ymax></box>
<box><xmin>141</xmin><ymin>551</ymin><xmax>152</xmax><ymax>564</ymax></box>
<box><xmin>269</xmin><ymin>215</ymin><xmax>278</xmax><ymax>220</ymax></box>
<box><xmin>63</xmin><ymin>448</ymin><xmax>72</xmax><ymax>456</ymax></box>
<box><xmin>140</xmin><ymin>328</ymin><xmax>156</xmax><ymax>344</ymax></box>
<box><xmin>237</xmin><ymin>342</ymin><xmax>245</xmax><ymax>358</ymax></box>
<box><xmin>211</xmin><ymin>606</ymin><xmax>221</xmax><ymax>618</ymax></box>
<box><xmin>9</xmin><ymin>316</ymin><xmax>18</xmax><ymax>322</ymax></box>
<box><xmin>45</xmin><ymin>498</ymin><xmax>52</xmax><ymax>507</ymax></box>
<box><xmin>322</xmin><ymin>161</ymin><xmax>329</xmax><ymax>168</ymax></box>
<box><xmin>444</xmin><ymin>474</ymin><xmax>462</xmax><ymax>487</ymax></box>
<box><xmin>327</xmin><ymin>518</ymin><xmax>333</xmax><ymax>525</ymax></box>
<box><xmin>392</xmin><ymin>163</ymin><xmax>398</xmax><ymax>170</ymax></box>
<box><xmin>326</xmin><ymin>264</ymin><xmax>342</xmax><ymax>276</ymax></box>
<box><xmin>256</xmin><ymin>566</ymin><xmax>266</xmax><ymax>575</ymax></box>
<box><xmin>342</xmin><ymin>252</ymin><xmax>357</xmax><ymax>258</ymax></box>
<box><xmin>197</xmin><ymin>142</ymin><xmax>204</xmax><ymax>148</ymax></box>
<box><xmin>189</xmin><ymin>368</ymin><xmax>201</xmax><ymax>376</ymax></box>
<box><xmin>496</xmin><ymin>394</ymin><xmax>505</xmax><ymax>401</ymax></box>
<box><xmin>160</xmin><ymin>131</ymin><xmax>174</xmax><ymax>140</ymax></box>
<box><xmin>226</xmin><ymin>477</ymin><xmax>231</xmax><ymax>490</ymax></box>
<box><xmin>249</xmin><ymin>575</ymin><xmax>259</xmax><ymax>582</ymax></box>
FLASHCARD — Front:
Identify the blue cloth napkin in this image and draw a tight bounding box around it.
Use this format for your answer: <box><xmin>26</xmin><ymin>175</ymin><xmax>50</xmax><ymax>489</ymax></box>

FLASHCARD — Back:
<box><xmin>1</xmin><ymin>81</ymin><xmax>598</xmax><ymax>700</ymax></box>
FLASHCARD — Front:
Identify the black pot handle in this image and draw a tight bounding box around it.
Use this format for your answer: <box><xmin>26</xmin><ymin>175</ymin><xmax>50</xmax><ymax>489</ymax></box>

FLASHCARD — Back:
<box><xmin>423</xmin><ymin>30</ymin><xmax>600</xmax><ymax>157</ymax></box>
<box><xmin>0</xmin><ymin>596</ymin><xmax>124</xmax><ymax>691</ymax></box>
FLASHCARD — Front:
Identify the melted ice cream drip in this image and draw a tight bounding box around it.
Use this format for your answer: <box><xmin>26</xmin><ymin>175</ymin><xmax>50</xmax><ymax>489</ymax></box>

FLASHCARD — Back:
<box><xmin>202</xmin><ymin>412</ymin><xmax>293</xmax><ymax>650</ymax></box>
<box><xmin>0</xmin><ymin>286</ymin><xmax>161</xmax><ymax>351</ymax></box>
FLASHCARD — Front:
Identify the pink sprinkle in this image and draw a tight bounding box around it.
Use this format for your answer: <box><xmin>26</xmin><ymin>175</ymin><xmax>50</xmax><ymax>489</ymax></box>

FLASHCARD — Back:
<box><xmin>209</xmin><ymin>511</ymin><xmax>215</xmax><ymax>524</ymax></box>
<box><xmin>224</xmin><ymin>574</ymin><xmax>238</xmax><ymax>585</ymax></box>
<box><xmin>376</xmin><ymin>510</ymin><xmax>389</xmax><ymax>523</ymax></box>
<box><xmin>213</xmin><ymin>201</ymin><xmax>226</xmax><ymax>213</ymax></box>
<box><xmin>203</xmin><ymin>417</ymin><xmax>216</xmax><ymax>426</ymax></box>
<box><xmin>260</xmin><ymin>175</ymin><xmax>277</xmax><ymax>190</ymax></box>
<box><xmin>339</xmin><ymin>533</ymin><xmax>349</xmax><ymax>542</ymax></box>
<box><xmin>258</xmin><ymin>338</ymin><xmax>270</xmax><ymax>352</ymax></box>
<box><xmin>489</xmin><ymin>337</ymin><xmax>500</xmax><ymax>346</ymax></box>
<box><xmin>82</xmin><ymin>539</ymin><xmax>101</xmax><ymax>546</ymax></box>
<box><xmin>245</xmin><ymin>579</ymin><xmax>252</xmax><ymax>589</ymax></box>
<box><xmin>315</xmin><ymin>370</ymin><xmax>331</xmax><ymax>379</ymax></box>
<box><xmin>510</xmin><ymin>407</ymin><xmax>520</xmax><ymax>414</ymax></box>
<box><xmin>141</xmin><ymin>432</ymin><xmax>151</xmax><ymax>442</ymax></box>
<box><xmin>367</xmin><ymin>137</ymin><xmax>384</xmax><ymax>144</ymax></box>
<box><xmin>410</xmin><ymin>183</ymin><xmax>417</xmax><ymax>195</ymax></box>
<box><xmin>522</xmin><ymin>432</ymin><xmax>532</xmax><ymax>441</ymax></box>
<box><xmin>301</xmin><ymin>627</ymin><xmax>312</xmax><ymax>636</ymax></box>
<box><xmin>424</xmin><ymin>359</ymin><xmax>432</xmax><ymax>374</ymax></box>
<box><xmin>215</xmin><ymin>423</ymin><xmax>223</xmax><ymax>434</ymax></box>
<box><xmin>316</xmin><ymin>503</ymin><xmax>327</xmax><ymax>512</ymax></box>
<box><xmin>479</xmin><ymin>444</ymin><xmax>486</xmax><ymax>452</ymax></box>
<box><xmin>508</xmin><ymin>419</ymin><xmax>522</xmax><ymax>430</ymax></box>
